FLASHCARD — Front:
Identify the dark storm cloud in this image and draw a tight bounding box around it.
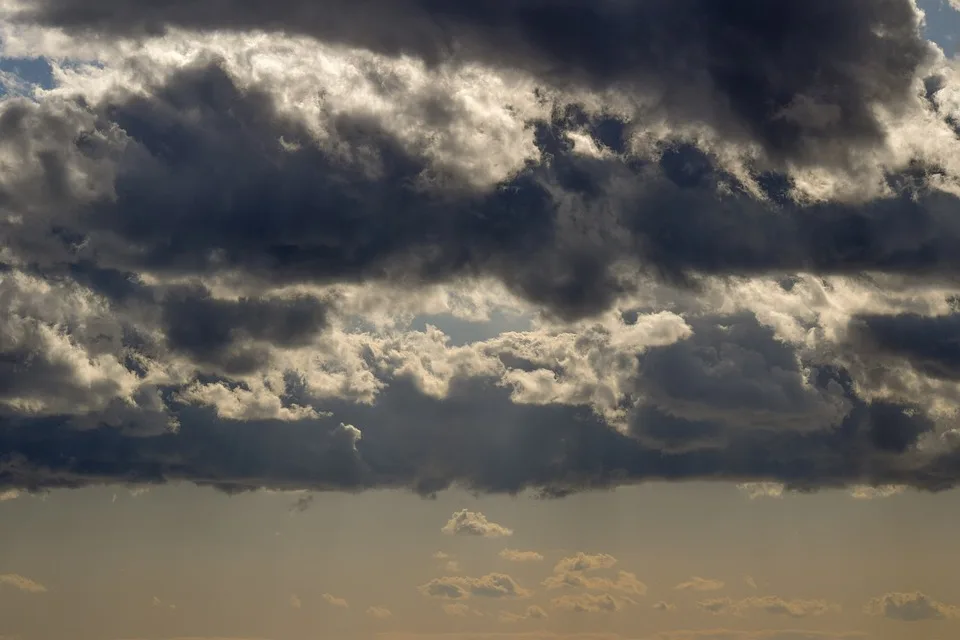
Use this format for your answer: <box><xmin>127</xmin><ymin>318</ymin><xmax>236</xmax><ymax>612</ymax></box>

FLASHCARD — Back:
<box><xmin>1</xmin><ymin>62</ymin><xmax>958</xmax><ymax>315</ymax></box>
<box><xmin>0</xmin><ymin>351</ymin><xmax>950</xmax><ymax>497</ymax></box>
<box><xmin>635</xmin><ymin>313</ymin><xmax>845</xmax><ymax>430</ymax></box>
<box><xmin>848</xmin><ymin>312</ymin><xmax>960</xmax><ymax>381</ymax></box>
<box><xmin>3</xmin><ymin>52</ymin><xmax>960</xmax><ymax>497</ymax></box>
<box><xmin>13</xmin><ymin>0</ymin><xmax>933</xmax><ymax>166</ymax></box>
<box><xmin>4</xmin><ymin>59</ymin><xmax>960</xmax><ymax>327</ymax></box>
<box><xmin>160</xmin><ymin>285</ymin><xmax>331</xmax><ymax>374</ymax></box>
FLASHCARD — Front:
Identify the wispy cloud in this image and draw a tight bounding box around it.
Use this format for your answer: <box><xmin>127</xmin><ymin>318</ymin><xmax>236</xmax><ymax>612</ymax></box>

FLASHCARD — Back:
<box><xmin>698</xmin><ymin>596</ymin><xmax>839</xmax><ymax>618</ymax></box>
<box><xmin>442</xmin><ymin>603</ymin><xmax>482</xmax><ymax>617</ymax></box>
<box><xmin>675</xmin><ymin>577</ymin><xmax>725</xmax><ymax>592</ymax></box>
<box><xmin>0</xmin><ymin>575</ymin><xmax>46</xmax><ymax>594</ymax></box>
<box><xmin>552</xmin><ymin>593</ymin><xmax>631</xmax><ymax>613</ymax></box>
<box><xmin>499</xmin><ymin>605</ymin><xmax>548</xmax><ymax>622</ymax></box>
<box><xmin>499</xmin><ymin>549</ymin><xmax>544</xmax><ymax>562</ymax></box>
<box><xmin>322</xmin><ymin>593</ymin><xmax>349</xmax><ymax>608</ymax></box>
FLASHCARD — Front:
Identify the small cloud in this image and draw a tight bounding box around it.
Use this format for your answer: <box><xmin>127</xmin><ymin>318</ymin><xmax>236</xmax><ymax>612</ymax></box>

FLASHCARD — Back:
<box><xmin>335</xmin><ymin>423</ymin><xmax>362</xmax><ymax>451</ymax></box>
<box><xmin>366</xmin><ymin>606</ymin><xmax>392</xmax><ymax>619</ymax></box>
<box><xmin>675</xmin><ymin>577</ymin><xmax>725</xmax><ymax>591</ymax></box>
<box><xmin>499</xmin><ymin>605</ymin><xmax>548</xmax><ymax>622</ymax></box>
<box><xmin>0</xmin><ymin>575</ymin><xmax>46</xmax><ymax>594</ymax></box>
<box><xmin>445</xmin><ymin>561</ymin><xmax>461</xmax><ymax>573</ymax></box>
<box><xmin>864</xmin><ymin>592</ymin><xmax>960</xmax><ymax>621</ymax></box>
<box><xmin>290</xmin><ymin>594</ymin><xmax>302</xmax><ymax>609</ymax></box>
<box><xmin>151</xmin><ymin>596</ymin><xmax>175</xmax><ymax>610</ymax></box>
<box><xmin>420</xmin><ymin>573</ymin><xmax>530</xmax><ymax>600</ymax></box>
<box><xmin>737</xmin><ymin>483</ymin><xmax>785</xmax><ymax>499</ymax></box>
<box><xmin>698</xmin><ymin>596</ymin><xmax>839</xmax><ymax>617</ymax></box>
<box><xmin>442</xmin><ymin>510</ymin><xmax>513</xmax><ymax>538</ymax></box>
<box><xmin>443</xmin><ymin>603</ymin><xmax>482</xmax><ymax>617</ymax></box>
<box><xmin>652</xmin><ymin>601</ymin><xmax>677</xmax><ymax>612</ymax></box>
<box><xmin>552</xmin><ymin>593</ymin><xmax>628</xmax><ymax>613</ymax></box>
<box><xmin>849</xmin><ymin>485</ymin><xmax>906</xmax><ymax>500</ymax></box>
<box><xmin>552</xmin><ymin>552</ymin><xmax>617</xmax><ymax>573</ymax></box>
<box><xmin>129</xmin><ymin>487</ymin><xmax>150</xmax><ymax>497</ymax></box>
<box><xmin>745</xmin><ymin>576</ymin><xmax>758</xmax><ymax>589</ymax></box>
<box><xmin>0</xmin><ymin>490</ymin><xmax>20</xmax><ymax>502</ymax></box>
<box><xmin>499</xmin><ymin>549</ymin><xmax>544</xmax><ymax>562</ymax></box>
<box><xmin>322</xmin><ymin>593</ymin><xmax>349</xmax><ymax>608</ymax></box>
<box><xmin>433</xmin><ymin>552</ymin><xmax>451</xmax><ymax>560</ymax></box>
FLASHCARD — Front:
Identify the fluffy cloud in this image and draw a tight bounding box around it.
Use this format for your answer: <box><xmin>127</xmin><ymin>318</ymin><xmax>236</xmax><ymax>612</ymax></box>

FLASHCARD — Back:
<box><xmin>675</xmin><ymin>577</ymin><xmax>725</xmax><ymax>592</ymax></box>
<box><xmin>1</xmin><ymin>0</ymin><xmax>960</xmax><ymax>501</ymax></box>
<box><xmin>864</xmin><ymin>591</ymin><xmax>960</xmax><ymax>620</ymax></box>
<box><xmin>420</xmin><ymin>573</ymin><xmax>531</xmax><ymax>600</ymax></box>
<box><xmin>441</xmin><ymin>510</ymin><xmax>514</xmax><ymax>537</ymax></box>
<box><xmin>366</xmin><ymin>606</ymin><xmax>392</xmax><ymax>619</ymax></box>
<box><xmin>0</xmin><ymin>574</ymin><xmax>46</xmax><ymax>593</ymax></box>
<box><xmin>543</xmin><ymin>553</ymin><xmax>645</xmax><ymax>596</ymax></box>
<box><xmin>499</xmin><ymin>549</ymin><xmax>544</xmax><ymax>562</ymax></box>
<box><xmin>698</xmin><ymin>597</ymin><xmax>839</xmax><ymax>618</ymax></box>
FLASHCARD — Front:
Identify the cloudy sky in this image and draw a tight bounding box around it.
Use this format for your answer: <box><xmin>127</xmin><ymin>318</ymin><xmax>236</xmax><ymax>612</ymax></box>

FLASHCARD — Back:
<box><xmin>3</xmin><ymin>1</ymin><xmax>960</xmax><ymax>639</ymax></box>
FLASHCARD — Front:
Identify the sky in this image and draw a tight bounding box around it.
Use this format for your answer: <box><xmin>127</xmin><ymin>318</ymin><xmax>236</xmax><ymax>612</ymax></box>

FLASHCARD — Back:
<box><xmin>3</xmin><ymin>1</ymin><xmax>960</xmax><ymax>639</ymax></box>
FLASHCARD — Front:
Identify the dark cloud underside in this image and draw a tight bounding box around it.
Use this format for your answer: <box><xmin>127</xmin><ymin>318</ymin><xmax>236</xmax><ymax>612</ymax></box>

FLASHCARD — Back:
<box><xmin>14</xmin><ymin>0</ymin><xmax>933</xmax><ymax>165</ymax></box>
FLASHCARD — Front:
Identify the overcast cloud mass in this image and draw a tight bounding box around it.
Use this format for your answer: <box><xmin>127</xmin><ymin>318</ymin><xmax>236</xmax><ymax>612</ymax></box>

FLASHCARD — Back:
<box><xmin>4</xmin><ymin>0</ymin><xmax>960</xmax><ymax>498</ymax></box>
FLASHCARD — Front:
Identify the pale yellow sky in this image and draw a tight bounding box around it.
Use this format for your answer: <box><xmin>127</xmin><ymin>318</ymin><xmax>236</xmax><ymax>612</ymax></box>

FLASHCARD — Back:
<box><xmin>1</xmin><ymin>483</ymin><xmax>958</xmax><ymax>640</ymax></box>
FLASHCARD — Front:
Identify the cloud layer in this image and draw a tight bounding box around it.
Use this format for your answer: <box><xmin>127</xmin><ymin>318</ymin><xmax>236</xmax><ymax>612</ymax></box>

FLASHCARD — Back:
<box><xmin>1</xmin><ymin>0</ymin><xmax>960</xmax><ymax>499</ymax></box>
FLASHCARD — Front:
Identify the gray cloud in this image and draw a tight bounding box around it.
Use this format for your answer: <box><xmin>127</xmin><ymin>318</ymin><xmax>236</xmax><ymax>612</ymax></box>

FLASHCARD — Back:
<box><xmin>864</xmin><ymin>591</ymin><xmax>960</xmax><ymax>620</ymax></box>
<box><xmin>7</xmin><ymin>59</ymin><xmax>960</xmax><ymax>332</ymax></box>
<box><xmin>12</xmin><ymin>0</ymin><xmax>934</xmax><ymax>168</ymax></box>
<box><xmin>0</xmin><ymin>10</ymin><xmax>960</xmax><ymax>502</ymax></box>
<box><xmin>848</xmin><ymin>312</ymin><xmax>960</xmax><ymax>381</ymax></box>
<box><xmin>698</xmin><ymin>596</ymin><xmax>839</xmax><ymax>618</ymax></box>
<box><xmin>419</xmin><ymin>573</ymin><xmax>531</xmax><ymax>600</ymax></box>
